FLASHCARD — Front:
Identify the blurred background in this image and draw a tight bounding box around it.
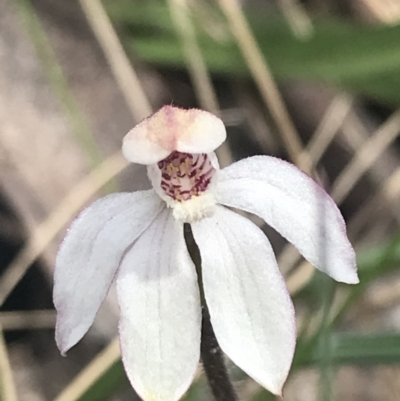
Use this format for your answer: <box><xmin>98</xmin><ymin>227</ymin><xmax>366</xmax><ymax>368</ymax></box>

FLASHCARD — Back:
<box><xmin>1</xmin><ymin>0</ymin><xmax>400</xmax><ymax>400</ymax></box>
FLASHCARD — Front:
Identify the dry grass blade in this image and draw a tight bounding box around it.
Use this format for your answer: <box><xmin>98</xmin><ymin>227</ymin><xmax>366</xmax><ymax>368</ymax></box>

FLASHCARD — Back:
<box><xmin>277</xmin><ymin>244</ymin><xmax>301</xmax><ymax>275</ymax></box>
<box><xmin>286</xmin><ymin>260</ymin><xmax>315</xmax><ymax>294</ymax></box>
<box><xmin>349</xmin><ymin>165</ymin><xmax>400</xmax><ymax>235</ymax></box>
<box><xmin>53</xmin><ymin>338</ymin><xmax>120</xmax><ymax>401</ymax></box>
<box><xmin>169</xmin><ymin>0</ymin><xmax>219</xmax><ymax>114</ymax></box>
<box><xmin>0</xmin><ymin>310</ymin><xmax>56</xmax><ymax>331</ymax></box>
<box><xmin>168</xmin><ymin>0</ymin><xmax>232</xmax><ymax>167</ymax></box>
<box><xmin>0</xmin><ymin>152</ymin><xmax>128</xmax><ymax>307</ymax></box>
<box><xmin>218</xmin><ymin>0</ymin><xmax>312</xmax><ymax>173</ymax></box>
<box><xmin>0</xmin><ymin>328</ymin><xmax>18</xmax><ymax>401</ymax></box>
<box><xmin>299</xmin><ymin>93</ymin><xmax>354</xmax><ymax>169</ymax></box>
<box><xmin>364</xmin><ymin>276</ymin><xmax>400</xmax><ymax>312</ymax></box>
<box><xmin>380</xmin><ymin>165</ymin><xmax>400</xmax><ymax>202</ymax></box>
<box><xmin>79</xmin><ymin>0</ymin><xmax>152</xmax><ymax>121</ymax></box>
<box><xmin>332</xmin><ymin>110</ymin><xmax>400</xmax><ymax>204</ymax></box>
<box><xmin>278</xmin><ymin>0</ymin><xmax>313</xmax><ymax>39</ymax></box>
<box><xmin>360</xmin><ymin>0</ymin><xmax>400</xmax><ymax>24</ymax></box>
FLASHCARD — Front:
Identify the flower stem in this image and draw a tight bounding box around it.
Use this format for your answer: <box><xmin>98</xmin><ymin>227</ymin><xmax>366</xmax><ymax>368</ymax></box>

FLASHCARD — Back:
<box><xmin>200</xmin><ymin>306</ymin><xmax>239</xmax><ymax>401</ymax></box>
<box><xmin>184</xmin><ymin>224</ymin><xmax>239</xmax><ymax>401</ymax></box>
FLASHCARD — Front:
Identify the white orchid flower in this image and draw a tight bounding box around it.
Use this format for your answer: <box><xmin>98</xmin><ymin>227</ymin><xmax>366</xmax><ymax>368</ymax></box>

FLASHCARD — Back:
<box><xmin>54</xmin><ymin>106</ymin><xmax>358</xmax><ymax>401</ymax></box>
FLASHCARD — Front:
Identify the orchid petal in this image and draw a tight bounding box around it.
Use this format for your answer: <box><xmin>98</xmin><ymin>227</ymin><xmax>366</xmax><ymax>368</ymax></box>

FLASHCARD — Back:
<box><xmin>217</xmin><ymin>156</ymin><xmax>358</xmax><ymax>284</ymax></box>
<box><xmin>192</xmin><ymin>206</ymin><xmax>296</xmax><ymax>396</ymax></box>
<box><xmin>54</xmin><ymin>190</ymin><xmax>164</xmax><ymax>354</ymax></box>
<box><xmin>123</xmin><ymin>106</ymin><xmax>226</xmax><ymax>165</ymax></box>
<box><xmin>117</xmin><ymin>209</ymin><xmax>201</xmax><ymax>401</ymax></box>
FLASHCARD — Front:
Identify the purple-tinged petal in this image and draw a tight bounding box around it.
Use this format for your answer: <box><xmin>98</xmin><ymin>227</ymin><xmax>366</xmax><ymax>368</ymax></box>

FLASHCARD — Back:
<box><xmin>123</xmin><ymin>106</ymin><xmax>226</xmax><ymax>165</ymax></box>
<box><xmin>54</xmin><ymin>190</ymin><xmax>164</xmax><ymax>354</ymax></box>
<box><xmin>117</xmin><ymin>209</ymin><xmax>201</xmax><ymax>401</ymax></box>
<box><xmin>217</xmin><ymin>156</ymin><xmax>358</xmax><ymax>284</ymax></box>
<box><xmin>192</xmin><ymin>206</ymin><xmax>296</xmax><ymax>396</ymax></box>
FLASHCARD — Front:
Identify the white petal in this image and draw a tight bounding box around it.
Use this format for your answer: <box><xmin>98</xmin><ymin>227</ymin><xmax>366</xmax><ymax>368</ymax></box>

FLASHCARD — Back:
<box><xmin>54</xmin><ymin>190</ymin><xmax>164</xmax><ymax>354</ymax></box>
<box><xmin>122</xmin><ymin>106</ymin><xmax>226</xmax><ymax>164</ymax></box>
<box><xmin>192</xmin><ymin>206</ymin><xmax>296</xmax><ymax>395</ymax></box>
<box><xmin>217</xmin><ymin>156</ymin><xmax>358</xmax><ymax>284</ymax></box>
<box><xmin>117</xmin><ymin>209</ymin><xmax>201</xmax><ymax>401</ymax></box>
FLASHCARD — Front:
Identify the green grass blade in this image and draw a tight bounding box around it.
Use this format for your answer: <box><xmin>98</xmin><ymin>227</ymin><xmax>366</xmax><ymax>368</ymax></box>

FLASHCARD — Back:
<box><xmin>106</xmin><ymin>0</ymin><xmax>400</xmax><ymax>105</ymax></box>
<box><xmin>299</xmin><ymin>332</ymin><xmax>400</xmax><ymax>366</ymax></box>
